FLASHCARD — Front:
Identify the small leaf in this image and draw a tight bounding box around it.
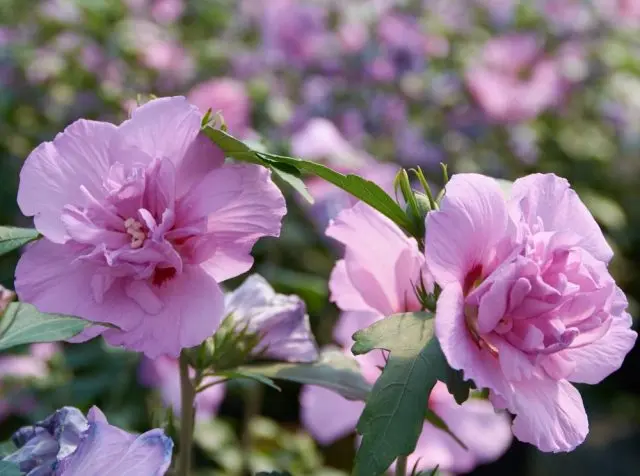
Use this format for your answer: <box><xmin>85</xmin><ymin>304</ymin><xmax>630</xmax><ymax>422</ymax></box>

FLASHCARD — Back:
<box><xmin>0</xmin><ymin>226</ymin><xmax>40</xmax><ymax>256</ymax></box>
<box><xmin>0</xmin><ymin>302</ymin><xmax>93</xmax><ymax>351</ymax></box>
<box><xmin>238</xmin><ymin>347</ymin><xmax>372</xmax><ymax>401</ymax></box>
<box><xmin>351</xmin><ymin>312</ymin><xmax>449</xmax><ymax>476</ymax></box>
<box><xmin>202</xmin><ymin>127</ymin><xmax>264</xmax><ymax>165</ymax></box>
<box><xmin>270</xmin><ymin>163</ymin><xmax>314</xmax><ymax>203</ymax></box>
<box><xmin>0</xmin><ymin>461</ymin><xmax>22</xmax><ymax>476</ymax></box>
<box><xmin>216</xmin><ymin>369</ymin><xmax>281</xmax><ymax>391</ymax></box>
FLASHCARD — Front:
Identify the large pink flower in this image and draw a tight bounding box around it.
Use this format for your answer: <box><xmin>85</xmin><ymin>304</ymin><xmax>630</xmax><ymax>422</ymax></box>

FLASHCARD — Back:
<box><xmin>426</xmin><ymin>173</ymin><xmax>637</xmax><ymax>452</ymax></box>
<box><xmin>301</xmin><ymin>202</ymin><xmax>512</xmax><ymax>472</ymax></box>
<box><xmin>15</xmin><ymin>96</ymin><xmax>286</xmax><ymax>358</ymax></box>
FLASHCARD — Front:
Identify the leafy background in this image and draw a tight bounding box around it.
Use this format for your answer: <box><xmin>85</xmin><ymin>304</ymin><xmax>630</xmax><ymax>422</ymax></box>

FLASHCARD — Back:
<box><xmin>0</xmin><ymin>1</ymin><xmax>639</xmax><ymax>474</ymax></box>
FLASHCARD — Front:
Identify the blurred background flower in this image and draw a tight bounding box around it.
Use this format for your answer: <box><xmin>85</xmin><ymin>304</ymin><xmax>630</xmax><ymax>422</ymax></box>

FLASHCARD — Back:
<box><xmin>0</xmin><ymin>1</ymin><xmax>639</xmax><ymax>474</ymax></box>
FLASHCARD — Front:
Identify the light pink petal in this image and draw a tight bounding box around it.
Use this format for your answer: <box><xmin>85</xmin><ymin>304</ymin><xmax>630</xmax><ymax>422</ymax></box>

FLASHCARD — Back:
<box><xmin>510</xmin><ymin>173</ymin><xmax>613</xmax><ymax>263</ymax></box>
<box><xmin>114</xmin><ymin>96</ymin><xmax>202</xmax><ymax>171</ymax></box>
<box><xmin>174</xmin><ymin>132</ymin><xmax>225</xmax><ymax>199</ymax></box>
<box><xmin>426</xmin><ymin>173</ymin><xmax>511</xmax><ymax>286</ymax></box>
<box><xmin>333</xmin><ymin>311</ymin><xmax>381</xmax><ymax>348</ymax></box>
<box><xmin>179</xmin><ymin>164</ymin><xmax>286</xmax><ymax>282</ymax></box>
<box><xmin>300</xmin><ymin>384</ymin><xmax>364</xmax><ymax>445</ymax></box>
<box><xmin>15</xmin><ymin>239</ymin><xmax>143</xmax><ymax>333</ymax></box>
<box><xmin>328</xmin><ymin>261</ymin><xmax>375</xmax><ymax>314</ymax></box>
<box><xmin>18</xmin><ymin>120</ymin><xmax>116</xmax><ymax>243</ymax></box>
<box><xmin>507</xmin><ymin>377</ymin><xmax>588</xmax><ymax>452</ymax></box>
<box><xmin>103</xmin><ymin>265</ymin><xmax>225</xmax><ymax>358</ymax></box>
<box><xmin>327</xmin><ymin>202</ymin><xmax>422</xmax><ymax>316</ymax></box>
<box><xmin>564</xmin><ymin>311</ymin><xmax>636</xmax><ymax>384</ymax></box>
<box><xmin>434</xmin><ymin>284</ymin><xmax>508</xmax><ymax>396</ymax></box>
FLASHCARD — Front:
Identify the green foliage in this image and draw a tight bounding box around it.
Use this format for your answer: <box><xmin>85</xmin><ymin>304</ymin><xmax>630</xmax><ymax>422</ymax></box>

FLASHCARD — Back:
<box><xmin>0</xmin><ymin>461</ymin><xmax>21</xmax><ymax>476</ymax></box>
<box><xmin>0</xmin><ymin>226</ymin><xmax>39</xmax><ymax>257</ymax></box>
<box><xmin>350</xmin><ymin>312</ymin><xmax>451</xmax><ymax>476</ymax></box>
<box><xmin>0</xmin><ymin>302</ymin><xmax>92</xmax><ymax>351</ymax></box>
<box><xmin>444</xmin><ymin>367</ymin><xmax>472</xmax><ymax>405</ymax></box>
<box><xmin>203</xmin><ymin>127</ymin><xmax>416</xmax><ymax>236</ymax></box>
<box><xmin>238</xmin><ymin>347</ymin><xmax>372</xmax><ymax>401</ymax></box>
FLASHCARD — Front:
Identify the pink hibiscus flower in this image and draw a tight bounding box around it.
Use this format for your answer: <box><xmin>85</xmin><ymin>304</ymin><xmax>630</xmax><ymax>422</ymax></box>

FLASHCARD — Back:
<box><xmin>15</xmin><ymin>96</ymin><xmax>286</xmax><ymax>358</ymax></box>
<box><xmin>301</xmin><ymin>202</ymin><xmax>512</xmax><ymax>473</ymax></box>
<box><xmin>425</xmin><ymin>173</ymin><xmax>637</xmax><ymax>452</ymax></box>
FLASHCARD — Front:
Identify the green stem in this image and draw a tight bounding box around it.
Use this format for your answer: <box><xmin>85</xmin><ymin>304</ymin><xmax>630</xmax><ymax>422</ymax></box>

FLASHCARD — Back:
<box><xmin>178</xmin><ymin>352</ymin><xmax>195</xmax><ymax>476</ymax></box>
<box><xmin>241</xmin><ymin>382</ymin><xmax>263</xmax><ymax>476</ymax></box>
<box><xmin>395</xmin><ymin>455</ymin><xmax>408</xmax><ymax>476</ymax></box>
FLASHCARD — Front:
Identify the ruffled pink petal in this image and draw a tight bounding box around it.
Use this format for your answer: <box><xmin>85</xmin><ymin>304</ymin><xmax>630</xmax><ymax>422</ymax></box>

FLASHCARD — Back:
<box><xmin>510</xmin><ymin>173</ymin><xmax>613</xmax><ymax>263</ymax></box>
<box><xmin>15</xmin><ymin>239</ymin><xmax>143</xmax><ymax>332</ymax></box>
<box><xmin>113</xmin><ymin>96</ymin><xmax>202</xmax><ymax>171</ymax></box>
<box><xmin>300</xmin><ymin>384</ymin><xmax>364</xmax><ymax>445</ymax></box>
<box><xmin>328</xmin><ymin>261</ymin><xmax>375</xmax><ymax>315</ymax></box>
<box><xmin>175</xmin><ymin>132</ymin><xmax>225</xmax><ymax>199</ymax></box>
<box><xmin>507</xmin><ymin>377</ymin><xmax>588</xmax><ymax>452</ymax></box>
<box><xmin>434</xmin><ymin>284</ymin><xmax>508</xmax><ymax>395</ymax></box>
<box><xmin>563</xmin><ymin>310</ymin><xmax>636</xmax><ymax>384</ymax></box>
<box><xmin>426</xmin><ymin>173</ymin><xmax>511</xmax><ymax>286</ymax></box>
<box><xmin>327</xmin><ymin>202</ymin><xmax>423</xmax><ymax>316</ymax></box>
<box><xmin>18</xmin><ymin>120</ymin><xmax>116</xmax><ymax>243</ymax></box>
<box><xmin>179</xmin><ymin>164</ymin><xmax>286</xmax><ymax>282</ymax></box>
<box><xmin>103</xmin><ymin>266</ymin><xmax>224</xmax><ymax>358</ymax></box>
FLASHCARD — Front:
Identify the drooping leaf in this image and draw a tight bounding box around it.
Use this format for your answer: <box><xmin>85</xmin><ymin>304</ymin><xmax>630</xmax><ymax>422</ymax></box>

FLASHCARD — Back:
<box><xmin>0</xmin><ymin>302</ymin><xmax>93</xmax><ymax>351</ymax></box>
<box><xmin>351</xmin><ymin>312</ymin><xmax>449</xmax><ymax>476</ymax></box>
<box><xmin>0</xmin><ymin>226</ymin><xmax>40</xmax><ymax>256</ymax></box>
<box><xmin>0</xmin><ymin>461</ymin><xmax>21</xmax><ymax>476</ymax></box>
<box><xmin>238</xmin><ymin>347</ymin><xmax>372</xmax><ymax>401</ymax></box>
<box><xmin>203</xmin><ymin>127</ymin><xmax>414</xmax><ymax>234</ymax></box>
<box><xmin>270</xmin><ymin>163</ymin><xmax>315</xmax><ymax>203</ymax></box>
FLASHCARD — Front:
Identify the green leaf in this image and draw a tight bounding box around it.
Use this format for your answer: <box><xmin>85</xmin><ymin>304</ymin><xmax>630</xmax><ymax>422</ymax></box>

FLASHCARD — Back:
<box><xmin>424</xmin><ymin>409</ymin><xmax>467</xmax><ymax>450</ymax></box>
<box><xmin>0</xmin><ymin>440</ymin><xmax>17</xmax><ymax>458</ymax></box>
<box><xmin>0</xmin><ymin>461</ymin><xmax>22</xmax><ymax>476</ymax></box>
<box><xmin>215</xmin><ymin>369</ymin><xmax>281</xmax><ymax>391</ymax></box>
<box><xmin>203</xmin><ymin>127</ymin><xmax>414</xmax><ymax>234</ymax></box>
<box><xmin>0</xmin><ymin>226</ymin><xmax>40</xmax><ymax>256</ymax></box>
<box><xmin>270</xmin><ymin>163</ymin><xmax>315</xmax><ymax>203</ymax></box>
<box><xmin>445</xmin><ymin>367</ymin><xmax>471</xmax><ymax>405</ymax></box>
<box><xmin>0</xmin><ymin>302</ymin><xmax>92</xmax><ymax>351</ymax></box>
<box><xmin>237</xmin><ymin>347</ymin><xmax>372</xmax><ymax>401</ymax></box>
<box><xmin>351</xmin><ymin>312</ymin><xmax>448</xmax><ymax>476</ymax></box>
<box><xmin>261</xmin><ymin>152</ymin><xmax>414</xmax><ymax>235</ymax></box>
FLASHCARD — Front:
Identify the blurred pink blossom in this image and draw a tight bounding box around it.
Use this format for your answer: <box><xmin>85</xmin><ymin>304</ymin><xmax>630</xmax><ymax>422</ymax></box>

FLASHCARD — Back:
<box><xmin>466</xmin><ymin>34</ymin><xmax>567</xmax><ymax>123</ymax></box>
<box><xmin>187</xmin><ymin>78</ymin><xmax>251</xmax><ymax>137</ymax></box>
<box><xmin>15</xmin><ymin>97</ymin><xmax>286</xmax><ymax>358</ymax></box>
<box><xmin>426</xmin><ymin>173</ymin><xmax>637</xmax><ymax>452</ymax></box>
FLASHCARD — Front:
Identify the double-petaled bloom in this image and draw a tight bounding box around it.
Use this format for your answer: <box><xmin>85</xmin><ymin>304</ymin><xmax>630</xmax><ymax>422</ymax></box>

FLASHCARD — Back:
<box><xmin>426</xmin><ymin>173</ymin><xmax>637</xmax><ymax>452</ymax></box>
<box><xmin>15</xmin><ymin>97</ymin><xmax>286</xmax><ymax>358</ymax></box>
<box><xmin>301</xmin><ymin>202</ymin><xmax>513</xmax><ymax>473</ymax></box>
<box><xmin>3</xmin><ymin>406</ymin><xmax>172</xmax><ymax>475</ymax></box>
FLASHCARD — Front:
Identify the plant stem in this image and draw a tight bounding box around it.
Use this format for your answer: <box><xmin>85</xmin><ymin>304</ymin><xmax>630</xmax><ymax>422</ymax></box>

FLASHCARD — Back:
<box><xmin>395</xmin><ymin>455</ymin><xmax>408</xmax><ymax>476</ymax></box>
<box><xmin>178</xmin><ymin>352</ymin><xmax>195</xmax><ymax>476</ymax></box>
<box><xmin>241</xmin><ymin>381</ymin><xmax>263</xmax><ymax>476</ymax></box>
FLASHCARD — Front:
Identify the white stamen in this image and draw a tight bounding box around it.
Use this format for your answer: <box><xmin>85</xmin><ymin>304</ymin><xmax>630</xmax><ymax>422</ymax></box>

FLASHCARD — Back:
<box><xmin>124</xmin><ymin>218</ymin><xmax>147</xmax><ymax>249</ymax></box>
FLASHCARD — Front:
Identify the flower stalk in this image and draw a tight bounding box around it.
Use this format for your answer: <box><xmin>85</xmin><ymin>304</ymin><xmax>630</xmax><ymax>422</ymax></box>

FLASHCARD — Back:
<box><xmin>178</xmin><ymin>351</ymin><xmax>196</xmax><ymax>476</ymax></box>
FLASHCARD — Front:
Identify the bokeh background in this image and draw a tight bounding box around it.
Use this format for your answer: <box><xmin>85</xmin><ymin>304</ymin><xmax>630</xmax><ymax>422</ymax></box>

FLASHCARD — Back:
<box><xmin>1</xmin><ymin>1</ymin><xmax>639</xmax><ymax>474</ymax></box>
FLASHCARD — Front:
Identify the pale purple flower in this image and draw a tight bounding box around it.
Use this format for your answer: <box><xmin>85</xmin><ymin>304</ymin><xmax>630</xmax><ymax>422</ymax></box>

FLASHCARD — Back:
<box><xmin>225</xmin><ymin>274</ymin><xmax>318</xmax><ymax>363</ymax></box>
<box><xmin>187</xmin><ymin>78</ymin><xmax>251</xmax><ymax>137</ymax></box>
<box><xmin>425</xmin><ymin>173</ymin><xmax>638</xmax><ymax>452</ymax></box>
<box><xmin>4</xmin><ymin>406</ymin><xmax>173</xmax><ymax>475</ymax></box>
<box><xmin>466</xmin><ymin>34</ymin><xmax>567</xmax><ymax>123</ymax></box>
<box><xmin>300</xmin><ymin>202</ymin><xmax>512</xmax><ymax>472</ymax></box>
<box><xmin>140</xmin><ymin>274</ymin><xmax>317</xmax><ymax>418</ymax></box>
<box><xmin>15</xmin><ymin>96</ymin><xmax>286</xmax><ymax>358</ymax></box>
<box><xmin>596</xmin><ymin>0</ymin><xmax>640</xmax><ymax>28</ymax></box>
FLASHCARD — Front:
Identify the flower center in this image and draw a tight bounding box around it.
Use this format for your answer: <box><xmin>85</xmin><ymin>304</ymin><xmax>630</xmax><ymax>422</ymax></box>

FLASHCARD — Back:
<box><xmin>124</xmin><ymin>218</ymin><xmax>147</xmax><ymax>249</ymax></box>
